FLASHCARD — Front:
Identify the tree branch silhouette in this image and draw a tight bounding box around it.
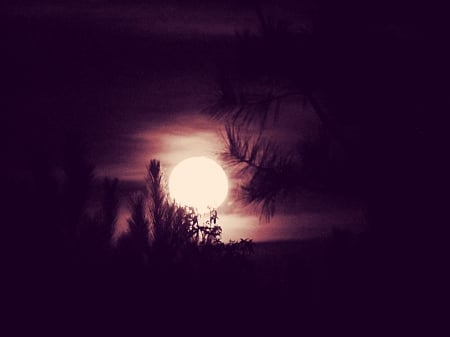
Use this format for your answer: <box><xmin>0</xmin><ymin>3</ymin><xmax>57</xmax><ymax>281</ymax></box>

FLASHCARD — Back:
<box><xmin>205</xmin><ymin>4</ymin><xmax>377</xmax><ymax>219</ymax></box>
<box><xmin>101</xmin><ymin>177</ymin><xmax>120</xmax><ymax>245</ymax></box>
<box><xmin>126</xmin><ymin>192</ymin><xmax>150</xmax><ymax>265</ymax></box>
<box><xmin>222</xmin><ymin>124</ymin><xmax>303</xmax><ymax>220</ymax></box>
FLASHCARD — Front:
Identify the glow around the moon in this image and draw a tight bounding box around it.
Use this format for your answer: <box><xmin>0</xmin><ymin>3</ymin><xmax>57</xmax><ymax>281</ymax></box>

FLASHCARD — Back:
<box><xmin>168</xmin><ymin>156</ymin><xmax>228</xmax><ymax>212</ymax></box>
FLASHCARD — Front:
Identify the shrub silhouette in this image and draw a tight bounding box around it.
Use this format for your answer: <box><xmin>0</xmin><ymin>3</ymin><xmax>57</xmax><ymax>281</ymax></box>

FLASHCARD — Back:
<box><xmin>60</xmin><ymin>133</ymin><xmax>95</xmax><ymax>260</ymax></box>
<box><xmin>124</xmin><ymin>191</ymin><xmax>150</xmax><ymax>266</ymax></box>
<box><xmin>146</xmin><ymin>159</ymin><xmax>173</xmax><ymax>259</ymax></box>
<box><xmin>79</xmin><ymin>177</ymin><xmax>119</xmax><ymax>265</ymax></box>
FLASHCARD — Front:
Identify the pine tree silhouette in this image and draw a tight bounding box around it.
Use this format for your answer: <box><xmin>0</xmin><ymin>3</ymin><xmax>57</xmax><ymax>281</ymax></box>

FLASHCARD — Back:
<box><xmin>146</xmin><ymin>160</ymin><xmax>169</xmax><ymax>252</ymax></box>
<box><xmin>126</xmin><ymin>192</ymin><xmax>150</xmax><ymax>266</ymax></box>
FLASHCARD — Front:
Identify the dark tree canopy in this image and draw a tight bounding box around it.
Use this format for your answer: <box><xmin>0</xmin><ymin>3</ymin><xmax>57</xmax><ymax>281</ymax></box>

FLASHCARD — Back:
<box><xmin>206</xmin><ymin>1</ymin><xmax>433</xmax><ymax>228</ymax></box>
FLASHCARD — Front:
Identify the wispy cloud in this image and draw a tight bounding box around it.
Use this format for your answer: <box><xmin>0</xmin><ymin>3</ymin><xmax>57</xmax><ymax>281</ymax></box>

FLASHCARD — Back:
<box><xmin>96</xmin><ymin>111</ymin><xmax>226</xmax><ymax>182</ymax></box>
<box><xmin>3</xmin><ymin>1</ymin><xmax>258</xmax><ymax>38</ymax></box>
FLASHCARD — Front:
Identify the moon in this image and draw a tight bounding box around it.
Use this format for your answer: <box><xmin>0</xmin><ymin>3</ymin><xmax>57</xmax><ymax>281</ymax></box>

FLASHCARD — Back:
<box><xmin>168</xmin><ymin>156</ymin><xmax>228</xmax><ymax>212</ymax></box>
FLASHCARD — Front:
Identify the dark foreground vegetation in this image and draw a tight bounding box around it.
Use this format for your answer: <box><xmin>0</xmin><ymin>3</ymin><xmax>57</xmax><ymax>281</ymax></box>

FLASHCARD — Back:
<box><xmin>2</xmin><ymin>146</ymin><xmax>393</xmax><ymax>335</ymax></box>
<box><xmin>3</xmin><ymin>151</ymin><xmax>432</xmax><ymax>336</ymax></box>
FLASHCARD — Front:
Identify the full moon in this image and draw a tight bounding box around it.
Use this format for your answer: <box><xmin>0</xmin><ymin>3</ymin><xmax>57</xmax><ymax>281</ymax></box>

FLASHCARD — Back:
<box><xmin>168</xmin><ymin>156</ymin><xmax>228</xmax><ymax>212</ymax></box>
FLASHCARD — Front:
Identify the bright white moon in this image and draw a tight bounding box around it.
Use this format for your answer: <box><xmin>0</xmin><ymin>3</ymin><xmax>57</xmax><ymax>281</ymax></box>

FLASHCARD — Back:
<box><xmin>169</xmin><ymin>156</ymin><xmax>228</xmax><ymax>212</ymax></box>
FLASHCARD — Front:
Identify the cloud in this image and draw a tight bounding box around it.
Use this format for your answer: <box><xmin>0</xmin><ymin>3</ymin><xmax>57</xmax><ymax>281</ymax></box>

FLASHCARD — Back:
<box><xmin>4</xmin><ymin>0</ymin><xmax>367</xmax><ymax>243</ymax></box>
<box><xmin>96</xmin><ymin>111</ymin><xmax>226</xmax><ymax>182</ymax></box>
<box><xmin>3</xmin><ymin>1</ymin><xmax>258</xmax><ymax>38</ymax></box>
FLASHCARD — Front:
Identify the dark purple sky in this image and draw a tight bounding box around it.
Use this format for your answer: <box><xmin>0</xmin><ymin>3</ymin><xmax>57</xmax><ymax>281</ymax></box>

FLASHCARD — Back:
<box><xmin>3</xmin><ymin>0</ymin><xmax>366</xmax><ymax>241</ymax></box>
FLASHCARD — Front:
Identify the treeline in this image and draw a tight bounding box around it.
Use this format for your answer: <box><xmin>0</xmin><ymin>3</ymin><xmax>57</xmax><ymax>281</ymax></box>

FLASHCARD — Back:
<box><xmin>4</xmin><ymin>137</ymin><xmax>260</xmax><ymax>332</ymax></box>
<box><xmin>2</xmin><ymin>136</ymin><xmax>404</xmax><ymax>335</ymax></box>
<box><xmin>5</xmin><ymin>136</ymin><xmax>253</xmax><ymax>277</ymax></box>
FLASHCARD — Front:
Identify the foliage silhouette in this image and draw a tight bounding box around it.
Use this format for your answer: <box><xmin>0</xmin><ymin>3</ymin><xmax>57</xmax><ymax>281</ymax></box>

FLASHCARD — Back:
<box><xmin>100</xmin><ymin>177</ymin><xmax>120</xmax><ymax>241</ymax></box>
<box><xmin>60</xmin><ymin>133</ymin><xmax>95</xmax><ymax>260</ymax></box>
<box><xmin>206</xmin><ymin>1</ymin><xmax>430</xmax><ymax>231</ymax></box>
<box><xmin>204</xmin><ymin>3</ymin><xmax>439</xmax><ymax>331</ymax></box>
<box><xmin>146</xmin><ymin>159</ymin><xmax>173</xmax><ymax>259</ymax></box>
<box><xmin>124</xmin><ymin>191</ymin><xmax>150</xmax><ymax>266</ymax></box>
<box><xmin>79</xmin><ymin>177</ymin><xmax>119</xmax><ymax>265</ymax></box>
<box><xmin>4</xmin><ymin>2</ymin><xmax>440</xmax><ymax>333</ymax></box>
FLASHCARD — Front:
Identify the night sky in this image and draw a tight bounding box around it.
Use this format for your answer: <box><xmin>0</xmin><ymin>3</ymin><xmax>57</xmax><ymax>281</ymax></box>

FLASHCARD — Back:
<box><xmin>3</xmin><ymin>1</ymin><xmax>445</xmax><ymax>335</ymax></box>
<box><xmin>4</xmin><ymin>0</ymin><xmax>425</xmax><ymax>242</ymax></box>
